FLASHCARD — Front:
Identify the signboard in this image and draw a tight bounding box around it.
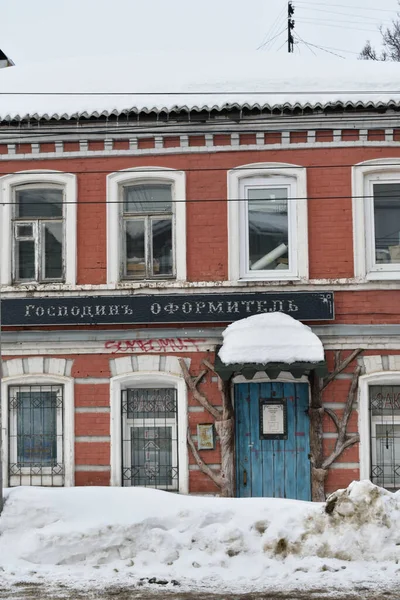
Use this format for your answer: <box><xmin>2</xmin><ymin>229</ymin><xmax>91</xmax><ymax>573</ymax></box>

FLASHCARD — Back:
<box><xmin>2</xmin><ymin>291</ymin><xmax>334</xmax><ymax>327</ymax></box>
<box><xmin>260</xmin><ymin>399</ymin><xmax>287</xmax><ymax>440</ymax></box>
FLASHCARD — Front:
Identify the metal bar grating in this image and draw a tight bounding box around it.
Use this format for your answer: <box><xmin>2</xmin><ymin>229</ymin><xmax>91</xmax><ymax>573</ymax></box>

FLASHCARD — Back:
<box><xmin>369</xmin><ymin>385</ymin><xmax>400</xmax><ymax>492</ymax></box>
<box><xmin>121</xmin><ymin>388</ymin><xmax>178</xmax><ymax>490</ymax></box>
<box><xmin>8</xmin><ymin>385</ymin><xmax>64</xmax><ymax>486</ymax></box>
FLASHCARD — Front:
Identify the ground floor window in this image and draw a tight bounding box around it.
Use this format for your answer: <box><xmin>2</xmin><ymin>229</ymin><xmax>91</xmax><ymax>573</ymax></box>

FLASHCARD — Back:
<box><xmin>121</xmin><ymin>388</ymin><xmax>178</xmax><ymax>490</ymax></box>
<box><xmin>369</xmin><ymin>385</ymin><xmax>400</xmax><ymax>491</ymax></box>
<box><xmin>8</xmin><ymin>385</ymin><xmax>64</xmax><ymax>486</ymax></box>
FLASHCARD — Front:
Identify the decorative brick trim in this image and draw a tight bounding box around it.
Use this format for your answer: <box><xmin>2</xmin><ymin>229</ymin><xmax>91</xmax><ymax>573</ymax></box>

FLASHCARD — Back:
<box><xmin>109</xmin><ymin>354</ymin><xmax>190</xmax><ymax>377</ymax></box>
<box><xmin>4</xmin><ymin>128</ymin><xmax>400</xmax><ymax>161</ymax></box>
<box><xmin>2</xmin><ymin>356</ymin><xmax>73</xmax><ymax>378</ymax></box>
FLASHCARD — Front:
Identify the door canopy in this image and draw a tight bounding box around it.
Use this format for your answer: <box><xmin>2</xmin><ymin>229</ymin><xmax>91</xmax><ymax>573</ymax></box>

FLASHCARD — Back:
<box><xmin>215</xmin><ymin>312</ymin><xmax>327</xmax><ymax>381</ymax></box>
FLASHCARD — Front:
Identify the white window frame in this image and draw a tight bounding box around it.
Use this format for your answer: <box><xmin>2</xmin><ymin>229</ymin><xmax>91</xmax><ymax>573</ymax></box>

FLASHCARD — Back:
<box><xmin>122</xmin><ymin>388</ymin><xmax>179</xmax><ymax>491</ymax></box>
<box><xmin>358</xmin><ymin>371</ymin><xmax>400</xmax><ymax>485</ymax></box>
<box><xmin>8</xmin><ymin>384</ymin><xmax>64</xmax><ymax>485</ymax></box>
<box><xmin>1</xmin><ymin>374</ymin><xmax>74</xmax><ymax>487</ymax></box>
<box><xmin>228</xmin><ymin>163</ymin><xmax>308</xmax><ymax>282</ymax></box>
<box><xmin>107</xmin><ymin>168</ymin><xmax>186</xmax><ymax>285</ymax></box>
<box><xmin>0</xmin><ymin>171</ymin><xmax>77</xmax><ymax>286</ymax></box>
<box><xmin>110</xmin><ymin>372</ymin><xmax>188</xmax><ymax>493</ymax></box>
<box><xmin>353</xmin><ymin>159</ymin><xmax>400</xmax><ymax>281</ymax></box>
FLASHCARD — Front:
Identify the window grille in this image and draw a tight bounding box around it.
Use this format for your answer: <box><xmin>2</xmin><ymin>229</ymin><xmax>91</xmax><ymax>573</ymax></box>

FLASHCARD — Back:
<box><xmin>121</xmin><ymin>388</ymin><xmax>178</xmax><ymax>489</ymax></box>
<box><xmin>8</xmin><ymin>385</ymin><xmax>64</xmax><ymax>486</ymax></box>
<box><xmin>369</xmin><ymin>385</ymin><xmax>400</xmax><ymax>491</ymax></box>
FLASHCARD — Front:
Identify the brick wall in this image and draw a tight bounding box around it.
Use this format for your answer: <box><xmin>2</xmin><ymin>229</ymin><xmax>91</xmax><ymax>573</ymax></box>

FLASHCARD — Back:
<box><xmin>1</xmin><ymin>144</ymin><xmax>400</xmax><ymax>287</ymax></box>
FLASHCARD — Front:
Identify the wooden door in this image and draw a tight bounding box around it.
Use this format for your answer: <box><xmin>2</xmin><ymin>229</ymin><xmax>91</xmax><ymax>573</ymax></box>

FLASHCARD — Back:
<box><xmin>235</xmin><ymin>381</ymin><xmax>311</xmax><ymax>500</ymax></box>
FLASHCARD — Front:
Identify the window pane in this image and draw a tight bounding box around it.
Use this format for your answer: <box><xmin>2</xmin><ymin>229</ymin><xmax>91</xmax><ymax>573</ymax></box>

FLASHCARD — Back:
<box><xmin>43</xmin><ymin>222</ymin><xmax>63</xmax><ymax>279</ymax></box>
<box><xmin>16</xmin><ymin>224</ymin><xmax>34</xmax><ymax>238</ymax></box>
<box><xmin>16</xmin><ymin>391</ymin><xmax>57</xmax><ymax>466</ymax></box>
<box><xmin>373</xmin><ymin>183</ymin><xmax>400</xmax><ymax>264</ymax></box>
<box><xmin>248</xmin><ymin>187</ymin><xmax>289</xmax><ymax>271</ymax></box>
<box><xmin>125</xmin><ymin>220</ymin><xmax>146</xmax><ymax>278</ymax></box>
<box><xmin>131</xmin><ymin>427</ymin><xmax>173</xmax><ymax>487</ymax></box>
<box><xmin>123</xmin><ymin>184</ymin><xmax>172</xmax><ymax>214</ymax></box>
<box><xmin>16</xmin><ymin>188</ymin><xmax>63</xmax><ymax>218</ymax></box>
<box><xmin>16</xmin><ymin>240</ymin><xmax>35</xmax><ymax>280</ymax></box>
<box><xmin>152</xmin><ymin>218</ymin><xmax>173</xmax><ymax>276</ymax></box>
<box><xmin>374</xmin><ymin>424</ymin><xmax>400</xmax><ymax>490</ymax></box>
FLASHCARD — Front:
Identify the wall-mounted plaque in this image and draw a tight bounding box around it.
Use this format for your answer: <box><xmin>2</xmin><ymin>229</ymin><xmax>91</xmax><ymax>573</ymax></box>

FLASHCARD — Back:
<box><xmin>197</xmin><ymin>424</ymin><xmax>215</xmax><ymax>450</ymax></box>
<box><xmin>260</xmin><ymin>399</ymin><xmax>287</xmax><ymax>440</ymax></box>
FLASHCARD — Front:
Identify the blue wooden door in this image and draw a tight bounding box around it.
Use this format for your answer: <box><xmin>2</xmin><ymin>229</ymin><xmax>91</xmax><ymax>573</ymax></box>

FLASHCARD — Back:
<box><xmin>235</xmin><ymin>382</ymin><xmax>311</xmax><ymax>500</ymax></box>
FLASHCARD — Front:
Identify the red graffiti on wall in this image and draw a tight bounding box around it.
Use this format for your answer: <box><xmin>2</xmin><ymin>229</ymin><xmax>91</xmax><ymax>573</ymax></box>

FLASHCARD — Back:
<box><xmin>104</xmin><ymin>338</ymin><xmax>205</xmax><ymax>353</ymax></box>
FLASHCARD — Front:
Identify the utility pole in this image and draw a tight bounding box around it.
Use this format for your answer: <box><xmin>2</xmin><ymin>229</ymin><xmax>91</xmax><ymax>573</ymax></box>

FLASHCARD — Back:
<box><xmin>288</xmin><ymin>1</ymin><xmax>295</xmax><ymax>53</ymax></box>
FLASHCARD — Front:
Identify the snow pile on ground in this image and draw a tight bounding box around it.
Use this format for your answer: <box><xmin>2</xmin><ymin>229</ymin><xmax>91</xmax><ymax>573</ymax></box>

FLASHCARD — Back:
<box><xmin>0</xmin><ymin>481</ymin><xmax>399</xmax><ymax>592</ymax></box>
<box><xmin>218</xmin><ymin>312</ymin><xmax>324</xmax><ymax>365</ymax></box>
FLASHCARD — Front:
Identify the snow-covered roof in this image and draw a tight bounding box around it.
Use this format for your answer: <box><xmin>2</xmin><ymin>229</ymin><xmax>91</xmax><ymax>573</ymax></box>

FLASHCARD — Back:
<box><xmin>2</xmin><ymin>52</ymin><xmax>400</xmax><ymax>122</ymax></box>
<box><xmin>218</xmin><ymin>312</ymin><xmax>324</xmax><ymax>365</ymax></box>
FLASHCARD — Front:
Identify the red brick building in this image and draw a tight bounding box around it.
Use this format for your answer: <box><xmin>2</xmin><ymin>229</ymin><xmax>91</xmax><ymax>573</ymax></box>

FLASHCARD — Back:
<box><xmin>1</xmin><ymin>55</ymin><xmax>400</xmax><ymax>498</ymax></box>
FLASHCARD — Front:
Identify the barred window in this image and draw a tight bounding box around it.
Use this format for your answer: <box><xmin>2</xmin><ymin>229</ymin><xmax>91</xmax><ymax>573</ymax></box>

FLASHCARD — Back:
<box><xmin>369</xmin><ymin>385</ymin><xmax>400</xmax><ymax>491</ymax></box>
<box><xmin>8</xmin><ymin>385</ymin><xmax>64</xmax><ymax>487</ymax></box>
<box><xmin>121</xmin><ymin>388</ymin><xmax>178</xmax><ymax>489</ymax></box>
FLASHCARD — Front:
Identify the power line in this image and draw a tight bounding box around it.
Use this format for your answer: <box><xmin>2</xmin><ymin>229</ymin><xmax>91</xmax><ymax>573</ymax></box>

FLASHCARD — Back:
<box><xmin>299</xmin><ymin>6</ymin><xmax>394</xmax><ymax>22</ymax></box>
<box><xmin>294</xmin><ymin>33</ymin><xmax>317</xmax><ymax>56</ymax></box>
<box><xmin>295</xmin><ymin>1</ymin><xmax>399</xmax><ymax>13</ymax></box>
<box><xmin>3</xmin><ymin>160</ymin><xmax>400</xmax><ymax>175</ymax></box>
<box><xmin>296</xmin><ymin>19</ymin><xmax>379</xmax><ymax>33</ymax></box>
<box><xmin>257</xmin><ymin>27</ymin><xmax>287</xmax><ymax>51</ymax></box>
<box><xmin>257</xmin><ymin>3</ymin><xmax>288</xmax><ymax>50</ymax></box>
<box><xmin>4</xmin><ymin>88</ymin><xmax>400</xmax><ymax>95</ymax></box>
<box><xmin>0</xmin><ymin>193</ymin><xmax>399</xmax><ymax>205</ymax></box>
<box><xmin>295</xmin><ymin>38</ymin><xmax>346</xmax><ymax>59</ymax></box>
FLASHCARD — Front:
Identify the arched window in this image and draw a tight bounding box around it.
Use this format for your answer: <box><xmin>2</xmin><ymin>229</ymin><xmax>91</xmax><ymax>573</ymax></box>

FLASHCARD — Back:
<box><xmin>0</xmin><ymin>171</ymin><xmax>77</xmax><ymax>286</ymax></box>
<box><xmin>107</xmin><ymin>168</ymin><xmax>186</xmax><ymax>284</ymax></box>
<box><xmin>227</xmin><ymin>163</ymin><xmax>308</xmax><ymax>281</ymax></box>
<box><xmin>359</xmin><ymin>371</ymin><xmax>400</xmax><ymax>492</ymax></box>
<box><xmin>110</xmin><ymin>366</ymin><xmax>188</xmax><ymax>493</ymax></box>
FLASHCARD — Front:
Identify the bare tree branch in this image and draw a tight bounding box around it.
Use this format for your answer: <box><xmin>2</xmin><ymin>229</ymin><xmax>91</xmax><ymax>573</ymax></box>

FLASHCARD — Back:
<box><xmin>322</xmin><ymin>434</ymin><xmax>360</xmax><ymax>469</ymax></box>
<box><xmin>187</xmin><ymin>429</ymin><xmax>222</xmax><ymax>489</ymax></box>
<box><xmin>321</xmin><ymin>348</ymin><xmax>363</xmax><ymax>391</ymax></box>
<box><xmin>202</xmin><ymin>359</ymin><xmax>233</xmax><ymax>420</ymax></box>
<box><xmin>323</xmin><ymin>407</ymin><xmax>340</xmax><ymax>433</ymax></box>
<box><xmin>179</xmin><ymin>358</ymin><xmax>221</xmax><ymax>420</ymax></box>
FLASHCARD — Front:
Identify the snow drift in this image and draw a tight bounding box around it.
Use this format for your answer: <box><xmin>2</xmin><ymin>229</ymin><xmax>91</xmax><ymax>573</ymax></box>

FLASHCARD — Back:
<box><xmin>218</xmin><ymin>312</ymin><xmax>324</xmax><ymax>365</ymax></box>
<box><xmin>0</xmin><ymin>481</ymin><xmax>399</xmax><ymax>591</ymax></box>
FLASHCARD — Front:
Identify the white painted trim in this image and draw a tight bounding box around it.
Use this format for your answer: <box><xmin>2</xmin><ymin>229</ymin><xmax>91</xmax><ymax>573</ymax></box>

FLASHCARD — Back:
<box><xmin>227</xmin><ymin>163</ymin><xmax>308</xmax><ymax>282</ymax></box>
<box><xmin>358</xmin><ymin>370</ymin><xmax>400</xmax><ymax>481</ymax></box>
<box><xmin>352</xmin><ymin>159</ymin><xmax>400</xmax><ymax>281</ymax></box>
<box><xmin>1</xmin><ymin>373</ymin><xmax>75</xmax><ymax>487</ymax></box>
<box><xmin>106</xmin><ymin>167</ymin><xmax>186</xmax><ymax>285</ymax></box>
<box><xmin>0</xmin><ymin>170</ymin><xmax>77</xmax><ymax>286</ymax></box>
<box><xmin>110</xmin><ymin>371</ymin><xmax>188</xmax><ymax>493</ymax></box>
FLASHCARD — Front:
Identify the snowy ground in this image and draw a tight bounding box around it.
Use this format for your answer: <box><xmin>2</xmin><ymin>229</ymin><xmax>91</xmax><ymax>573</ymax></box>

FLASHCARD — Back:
<box><xmin>0</xmin><ymin>481</ymin><xmax>399</xmax><ymax>598</ymax></box>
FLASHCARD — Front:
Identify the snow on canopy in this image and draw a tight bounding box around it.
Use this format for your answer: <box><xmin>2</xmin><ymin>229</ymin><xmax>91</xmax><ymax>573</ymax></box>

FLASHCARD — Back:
<box><xmin>2</xmin><ymin>52</ymin><xmax>400</xmax><ymax>121</ymax></box>
<box><xmin>218</xmin><ymin>312</ymin><xmax>324</xmax><ymax>365</ymax></box>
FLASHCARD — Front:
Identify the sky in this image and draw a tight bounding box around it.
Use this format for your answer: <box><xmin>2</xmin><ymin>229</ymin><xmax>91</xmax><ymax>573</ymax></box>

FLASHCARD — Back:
<box><xmin>1</xmin><ymin>0</ymin><xmax>400</xmax><ymax>65</ymax></box>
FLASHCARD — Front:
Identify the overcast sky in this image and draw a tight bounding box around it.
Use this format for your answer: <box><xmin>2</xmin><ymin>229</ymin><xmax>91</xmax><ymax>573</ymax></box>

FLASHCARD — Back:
<box><xmin>1</xmin><ymin>0</ymin><xmax>400</xmax><ymax>65</ymax></box>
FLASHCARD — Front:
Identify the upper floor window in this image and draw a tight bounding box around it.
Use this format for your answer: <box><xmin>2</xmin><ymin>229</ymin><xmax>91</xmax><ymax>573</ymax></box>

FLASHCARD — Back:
<box><xmin>0</xmin><ymin>171</ymin><xmax>77</xmax><ymax>287</ymax></box>
<box><xmin>122</xmin><ymin>183</ymin><xmax>174</xmax><ymax>279</ymax></box>
<box><xmin>353</xmin><ymin>160</ymin><xmax>400</xmax><ymax>280</ymax></box>
<box><xmin>228</xmin><ymin>163</ymin><xmax>308</xmax><ymax>281</ymax></box>
<box><xmin>107</xmin><ymin>168</ymin><xmax>186</xmax><ymax>285</ymax></box>
<box><xmin>13</xmin><ymin>184</ymin><xmax>64</xmax><ymax>283</ymax></box>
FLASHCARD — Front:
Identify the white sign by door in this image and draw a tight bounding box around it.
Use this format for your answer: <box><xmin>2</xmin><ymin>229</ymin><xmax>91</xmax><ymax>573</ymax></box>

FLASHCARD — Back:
<box><xmin>262</xmin><ymin>403</ymin><xmax>285</xmax><ymax>435</ymax></box>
